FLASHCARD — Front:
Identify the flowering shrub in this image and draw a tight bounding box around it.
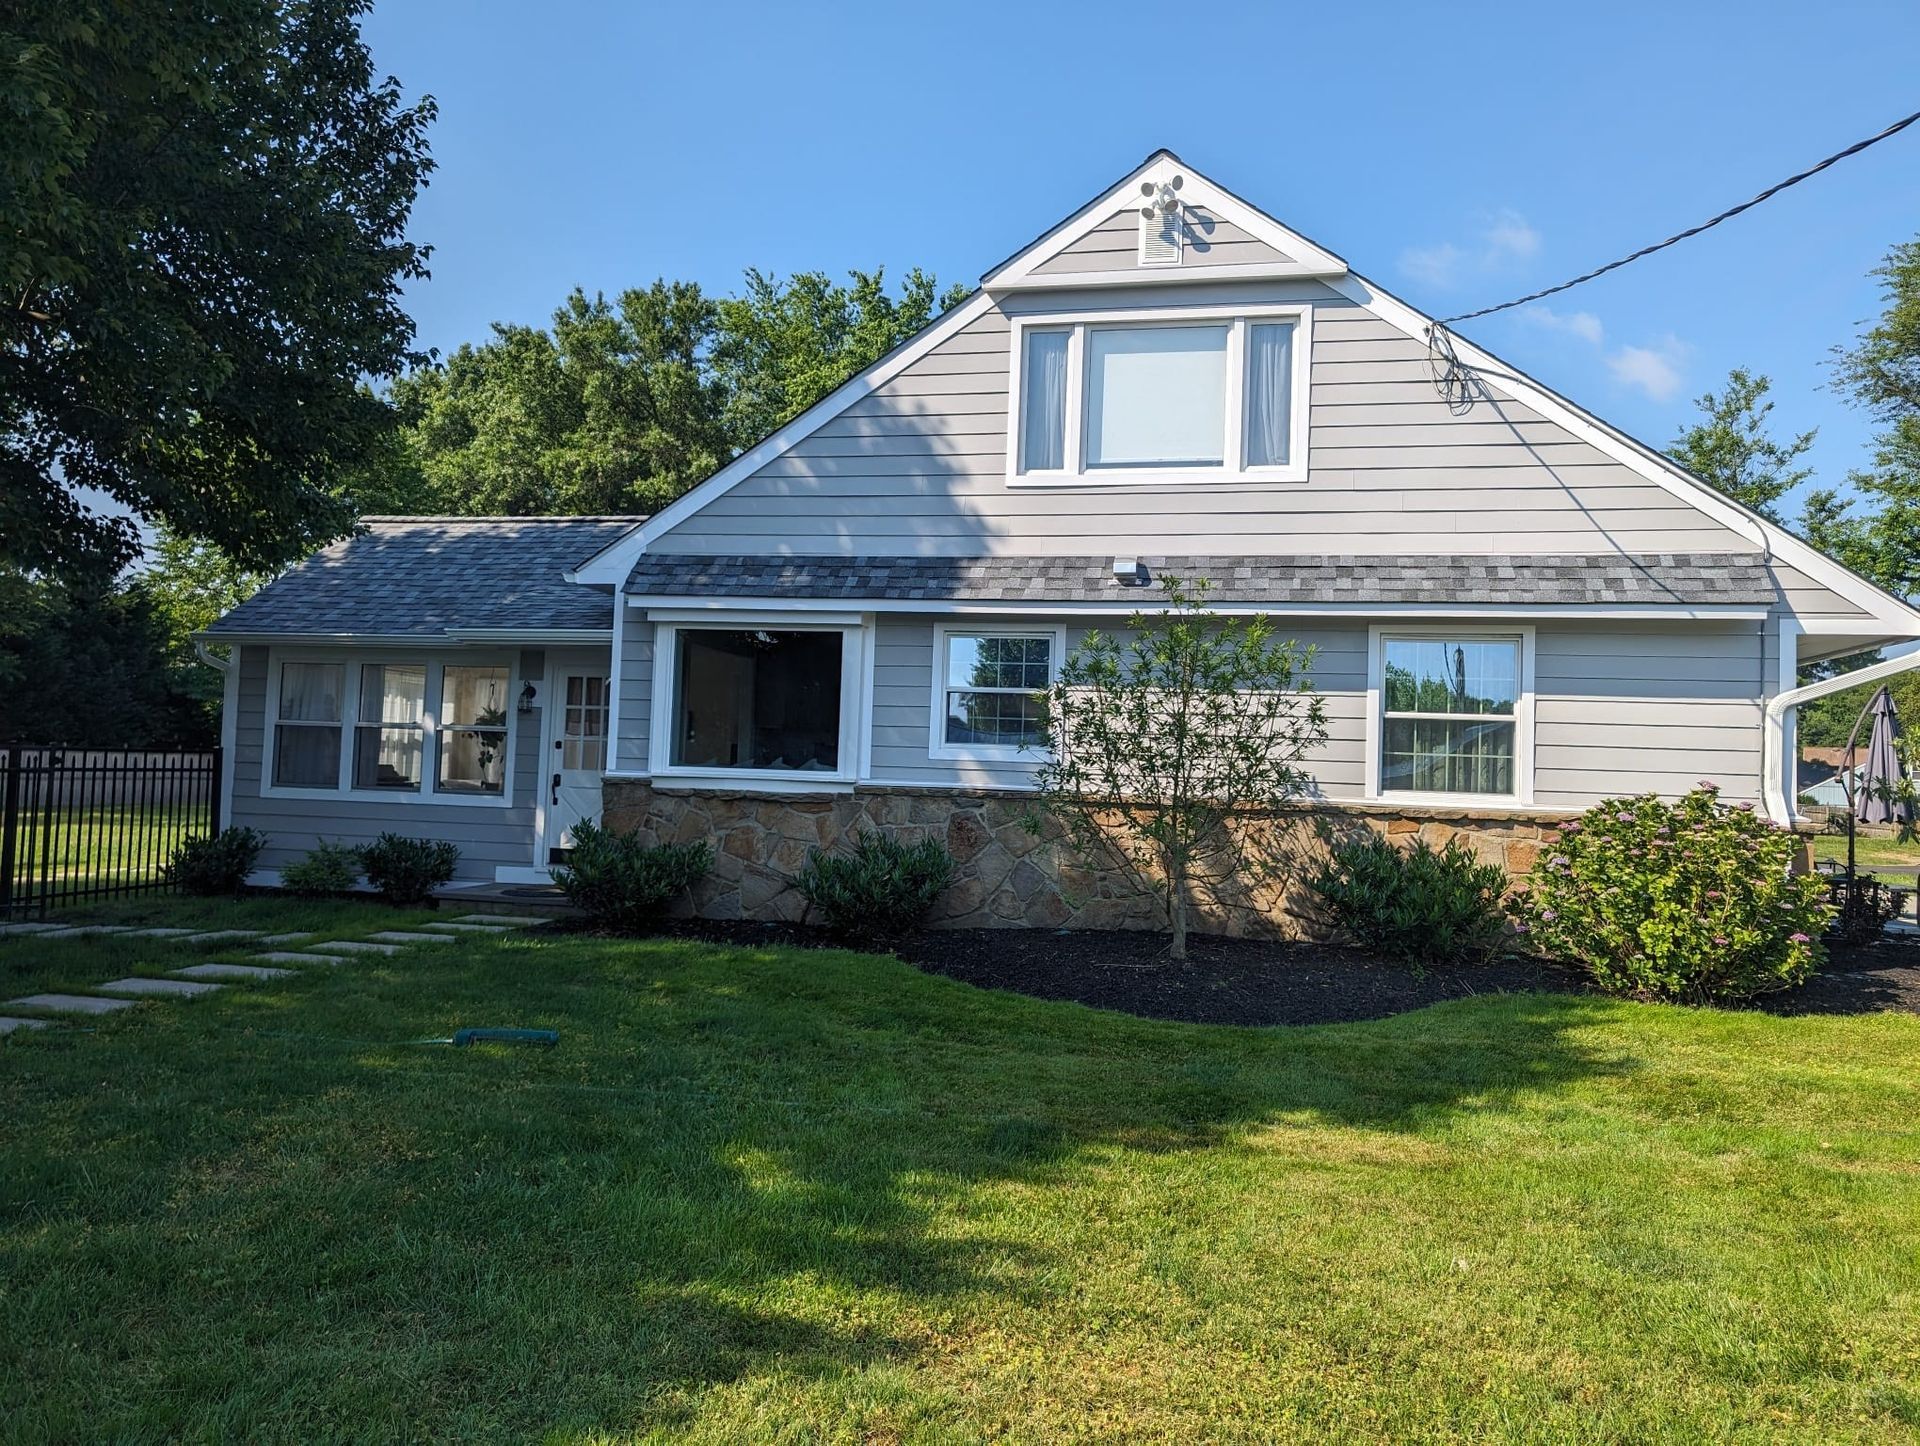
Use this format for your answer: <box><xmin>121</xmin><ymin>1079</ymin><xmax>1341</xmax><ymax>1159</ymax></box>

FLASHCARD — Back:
<box><xmin>1518</xmin><ymin>785</ymin><xmax>1831</xmax><ymax>1002</ymax></box>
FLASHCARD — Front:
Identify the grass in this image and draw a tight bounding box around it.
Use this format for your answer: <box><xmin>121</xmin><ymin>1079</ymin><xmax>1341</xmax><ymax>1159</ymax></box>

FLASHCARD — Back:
<box><xmin>6</xmin><ymin>802</ymin><xmax>208</xmax><ymax>897</ymax></box>
<box><xmin>1813</xmin><ymin>831</ymin><xmax>1920</xmax><ymax>880</ymax></box>
<box><xmin>3</xmin><ymin>898</ymin><xmax>1920</xmax><ymax>1441</ymax></box>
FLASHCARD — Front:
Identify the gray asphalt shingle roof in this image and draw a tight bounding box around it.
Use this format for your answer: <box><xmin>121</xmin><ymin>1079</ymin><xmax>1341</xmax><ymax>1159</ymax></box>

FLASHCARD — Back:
<box><xmin>622</xmin><ymin>553</ymin><xmax>1779</xmax><ymax>607</ymax></box>
<box><xmin>206</xmin><ymin>517</ymin><xmax>641</xmax><ymax>638</ymax></box>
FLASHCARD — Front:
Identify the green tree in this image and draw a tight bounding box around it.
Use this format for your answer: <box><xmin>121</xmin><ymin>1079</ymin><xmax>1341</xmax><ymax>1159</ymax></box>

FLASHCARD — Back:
<box><xmin>714</xmin><ymin>267</ymin><xmax>971</xmax><ymax>447</ymax></box>
<box><xmin>1667</xmin><ymin>368</ymin><xmax>1814</xmax><ymax>522</ymax></box>
<box><xmin>136</xmin><ymin>527</ymin><xmax>274</xmax><ymax>732</ymax></box>
<box><xmin>1033</xmin><ymin>578</ymin><xmax>1328</xmax><ymax>961</ymax></box>
<box><xmin>1</xmin><ymin>0</ymin><xmax>436</xmax><ymax>584</ymax></box>
<box><xmin>1803</xmin><ymin>237</ymin><xmax>1920</xmax><ymax>600</ymax></box>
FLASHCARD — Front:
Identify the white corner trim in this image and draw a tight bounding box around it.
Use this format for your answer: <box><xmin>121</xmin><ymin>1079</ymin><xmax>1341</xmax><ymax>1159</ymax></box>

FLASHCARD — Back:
<box><xmin>1762</xmin><ymin>646</ymin><xmax>1920</xmax><ymax>824</ymax></box>
<box><xmin>217</xmin><ymin>647</ymin><xmax>240</xmax><ymax>831</ymax></box>
<box><xmin>1362</xmin><ymin>624</ymin><xmax>1536</xmax><ymax>808</ymax></box>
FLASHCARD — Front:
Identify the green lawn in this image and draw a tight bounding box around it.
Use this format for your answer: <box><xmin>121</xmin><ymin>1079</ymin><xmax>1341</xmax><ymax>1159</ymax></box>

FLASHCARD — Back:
<box><xmin>7</xmin><ymin>802</ymin><xmax>208</xmax><ymax>897</ymax></box>
<box><xmin>1812</xmin><ymin>831</ymin><xmax>1920</xmax><ymax>881</ymax></box>
<box><xmin>3</xmin><ymin>899</ymin><xmax>1919</xmax><ymax>1441</ymax></box>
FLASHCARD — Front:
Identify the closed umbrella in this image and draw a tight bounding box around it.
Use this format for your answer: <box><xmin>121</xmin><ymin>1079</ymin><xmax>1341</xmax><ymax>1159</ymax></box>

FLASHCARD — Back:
<box><xmin>1852</xmin><ymin>685</ymin><xmax>1912</xmax><ymax>826</ymax></box>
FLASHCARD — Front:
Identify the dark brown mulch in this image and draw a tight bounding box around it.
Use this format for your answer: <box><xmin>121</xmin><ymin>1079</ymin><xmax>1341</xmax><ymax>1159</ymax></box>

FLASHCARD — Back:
<box><xmin>652</xmin><ymin>917</ymin><xmax>1920</xmax><ymax>1028</ymax></box>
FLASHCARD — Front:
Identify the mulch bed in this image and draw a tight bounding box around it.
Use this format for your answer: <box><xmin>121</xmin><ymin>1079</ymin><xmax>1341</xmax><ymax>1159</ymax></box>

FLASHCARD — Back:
<box><xmin>654</xmin><ymin>917</ymin><xmax>1920</xmax><ymax>1028</ymax></box>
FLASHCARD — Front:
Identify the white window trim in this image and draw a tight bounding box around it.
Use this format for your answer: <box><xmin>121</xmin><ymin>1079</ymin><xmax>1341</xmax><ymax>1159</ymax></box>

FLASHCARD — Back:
<box><xmin>647</xmin><ymin>619</ymin><xmax>868</xmax><ymax>787</ymax></box>
<box><xmin>1363</xmin><ymin>625</ymin><xmax>1535</xmax><ymax>808</ymax></box>
<box><xmin>261</xmin><ymin>649</ymin><xmax>518</xmax><ymax>809</ymax></box>
<box><xmin>1005</xmin><ymin>302</ymin><xmax>1312</xmax><ymax>488</ymax></box>
<box><xmin>928</xmin><ymin>624</ymin><xmax>1066</xmax><ymax>763</ymax></box>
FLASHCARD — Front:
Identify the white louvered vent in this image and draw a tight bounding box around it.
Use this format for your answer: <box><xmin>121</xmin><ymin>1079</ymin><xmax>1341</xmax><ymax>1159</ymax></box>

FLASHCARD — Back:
<box><xmin>1138</xmin><ymin>176</ymin><xmax>1185</xmax><ymax>266</ymax></box>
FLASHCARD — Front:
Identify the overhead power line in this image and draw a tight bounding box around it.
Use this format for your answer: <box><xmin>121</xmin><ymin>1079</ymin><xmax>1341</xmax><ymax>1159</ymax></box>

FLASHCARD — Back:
<box><xmin>1439</xmin><ymin>106</ymin><xmax>1920</xmax><ymax>327</ymax></box>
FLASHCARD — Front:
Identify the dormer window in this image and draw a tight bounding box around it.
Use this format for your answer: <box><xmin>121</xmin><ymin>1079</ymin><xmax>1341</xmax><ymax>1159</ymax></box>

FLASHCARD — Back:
<box><xmin>1009</xmin><ymin>304</ymin><xmax>1310</xmax><ymax>486</ymax></box>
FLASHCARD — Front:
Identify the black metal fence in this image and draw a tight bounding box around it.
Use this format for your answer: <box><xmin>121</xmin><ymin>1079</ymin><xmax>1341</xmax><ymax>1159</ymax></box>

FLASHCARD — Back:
<box><xmin>0</xmin><ymin>747</ymin><xmax>222</xmax><ymax>918</ymax></box>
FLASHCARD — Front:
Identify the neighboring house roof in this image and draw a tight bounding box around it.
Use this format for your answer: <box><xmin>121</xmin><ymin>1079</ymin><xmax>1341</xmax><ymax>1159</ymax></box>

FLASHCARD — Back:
<box><xmin>624</xmin><ymin>552</ymin><xmax>1779</xmax><ymax>608</ymax></box>
<box><xmin>206</xmin><ymin>517</ymin><xmax>642</xmax><ymax>639</ymax></box>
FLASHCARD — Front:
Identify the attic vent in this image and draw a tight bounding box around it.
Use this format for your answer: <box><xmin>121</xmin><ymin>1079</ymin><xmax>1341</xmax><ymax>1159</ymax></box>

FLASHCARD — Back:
<box><xmin>1138</xmin><ymin>176</ymin><xmax>1185</xmax><ymax>266</ymax></box>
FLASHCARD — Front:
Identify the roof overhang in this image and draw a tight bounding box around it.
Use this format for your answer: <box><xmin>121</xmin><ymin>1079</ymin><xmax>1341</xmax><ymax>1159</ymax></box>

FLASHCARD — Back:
<box><xmin>623</xmin><ymin>594</ymin><xmax>1769</xmax><ymax>622</ymax></box>
<box><xmin>198</xmin><ymin>627</ymin><xmax>612</xmax><ymax>647</ymax></box>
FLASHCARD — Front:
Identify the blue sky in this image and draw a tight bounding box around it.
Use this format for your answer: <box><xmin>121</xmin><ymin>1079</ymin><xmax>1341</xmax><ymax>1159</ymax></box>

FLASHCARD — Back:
<box><xmin>361</xmin><ymin>0</ymin><xmax>1920</xmax><ymax>519</ymax></box>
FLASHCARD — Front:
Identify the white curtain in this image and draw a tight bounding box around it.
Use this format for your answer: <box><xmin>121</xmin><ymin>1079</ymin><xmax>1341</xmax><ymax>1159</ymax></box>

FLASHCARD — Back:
<box><xmin>1245</xmin><ymin>322</ymin><xmax>1294</xmax><ymax>467</ymax></box>
<box><xmin>1022</xmin><ymin>330</ymin><xmax>1069</xmax><ymax>470</ymax></box>
<box><xmin>279</xmin><ymin>662</ymin><xmax>342</xmax><ymax>722</ymax></box>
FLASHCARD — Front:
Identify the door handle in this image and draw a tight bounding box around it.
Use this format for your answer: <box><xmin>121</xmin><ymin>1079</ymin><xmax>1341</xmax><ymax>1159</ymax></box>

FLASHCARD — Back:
<box><xmin>551</xmin><ymin>772</ymin><xmax>561</xmax><ymax>806</ymax></box>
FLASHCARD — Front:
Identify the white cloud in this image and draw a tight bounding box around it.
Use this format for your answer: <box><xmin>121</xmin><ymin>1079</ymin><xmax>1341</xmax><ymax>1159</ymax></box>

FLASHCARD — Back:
<box><xmin>1399</xmin><ymin>242</ymin><xmax>1464</xmax><ymax>289</ymax></box>
<box><xmin>1399</xmin><ymin>210</ymin><xmax>1539</xmax><ymax>290</ymax></box>
<box><xmin>1483</xmin><ymin>208</ymin><xmax>1540</xmax><ymax>262</ymax></box>
<box><xmin>1605</xmin><ymin>338</ymin><xmax>1689</xmax><ymax>402</ymax></box>
<box><xmin>1523</xmin><ymin>305</ymin><xmax>1605</xmax><ymax>346</ymax></box>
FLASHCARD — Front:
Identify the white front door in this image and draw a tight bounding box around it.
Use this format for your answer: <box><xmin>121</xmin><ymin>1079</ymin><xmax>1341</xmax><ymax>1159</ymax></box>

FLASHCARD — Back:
<box><xmin>544</xmin><ymin>666</ymin><xmax>610</xmax><ymax>859</ymax></box>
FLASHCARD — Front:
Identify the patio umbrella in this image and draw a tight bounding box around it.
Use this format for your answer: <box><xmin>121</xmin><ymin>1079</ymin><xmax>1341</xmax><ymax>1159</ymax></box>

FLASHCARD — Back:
<box><xmin>1852</xmin><ymin>684</ymin><xmax>1913</xmax><ymax>826</ymax></box>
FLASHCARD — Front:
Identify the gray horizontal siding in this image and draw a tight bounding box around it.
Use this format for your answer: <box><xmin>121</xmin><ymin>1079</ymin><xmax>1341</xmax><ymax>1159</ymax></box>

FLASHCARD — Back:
<box><xmin>1771</xmin><ymin>563</ymin><xmax>1872</xmax><ymax>620</ymax></box>
<box><xmin>860</xmin><ymin>618</ymin><xmax>1765</xmax><ymax>809</ymax></box>
<box><xmin>229</xmin><ymin>644</ymin><xmax>543</xmax><ymax>880</ymax></box>
<box><xmin>650</xmin><ymin>286</ymin><xmax>1786</xmax><ymax>565</ymax></box>
<box><xmin>1033</xmin><ymin>206</ymin><xmax>1293</xmax><ymax>275</ymax></box>
<box><xmin>615</xmin><ymin>613</ymin><xmax>653</xmax><ymax>772</ymax></box>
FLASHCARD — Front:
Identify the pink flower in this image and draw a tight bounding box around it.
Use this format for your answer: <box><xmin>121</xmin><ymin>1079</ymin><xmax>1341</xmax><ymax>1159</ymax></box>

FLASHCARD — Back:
<box><xmin>1697</xmin><ymin>780</ymin><xmax>1720</xmax><ymax>791</ymax></box>
<box><xmin>1513</xmin><ymin>923</ymin><xmax>1530</xmax><ymax>934</ymax></box>
<box><xmin>1789</xmin><ymin>932</ymin><xmax>1811</xmax><ymax>944</ymax></box>
<box><xmin>1704</xmin><ymin>889</ymin><xmax>1722</xmax><ymax>901</ymax></box>
<box><xmin>1541</xmin><ymin>909</ymin><xmax>1559</xmax><ymax>922</ymax></box>
<box><xmin>1712</xmin><ymin>935</ymin><xmax>1730</xmax><ymax>946</ymax></box>
<box><xmin>1735</xmin><ymin>801</ymin><xmax>1755</xmax><ymax>813</ymax></box>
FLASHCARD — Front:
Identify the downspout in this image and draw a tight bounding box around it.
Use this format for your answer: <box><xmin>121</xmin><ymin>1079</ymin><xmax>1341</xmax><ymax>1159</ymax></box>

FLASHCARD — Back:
<box><xmin>1763</xmin><ymin>648</ymin><xmax>1920</xmax><ymax>824</ymax></box>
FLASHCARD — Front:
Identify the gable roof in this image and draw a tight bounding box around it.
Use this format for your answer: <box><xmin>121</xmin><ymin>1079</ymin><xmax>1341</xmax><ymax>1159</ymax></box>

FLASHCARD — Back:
<box><xmin>206</xmin><ymin>517</ymin><xmax>642</xmax><ymax>640</ymax></box>
<box><xmin>568</xmin><ymin>151</ymin><xmax>1920</xmax><ymax>643</ymax></box>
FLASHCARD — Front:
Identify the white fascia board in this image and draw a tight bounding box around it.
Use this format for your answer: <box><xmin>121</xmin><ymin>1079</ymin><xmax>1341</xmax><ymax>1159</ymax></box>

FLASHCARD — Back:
<box><xmin>980</xmin><ymin>151</ymin><xmax>1348</xmax><ymax>290</ymax></box>
<box><xmin>1328</xmin><ymin>270</ymin><xmax>1920</xmax><ymax>636</ymax></box>
<box><xmin>565</xmin><ymin>287</ymin><xmax>1003</xmax><ymax>584</ymax></box>
<box><xmin>624</xmin><ymin>593</ymin><xmax>1767</xmax><ymax>621</ymax></box>
<box><xmin>441</xmin><ymin>627</ymin><xmax>612</xmax><ymax>644</ymax></box>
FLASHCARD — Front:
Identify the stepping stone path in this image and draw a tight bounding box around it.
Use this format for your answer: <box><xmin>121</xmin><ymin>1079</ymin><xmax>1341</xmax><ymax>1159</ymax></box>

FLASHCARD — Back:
<box><xmin>254</xmin><ymin>951</ymin><xmax>350</xmax><ymax>966</ymax></box>
<box><xmin>0</xmin><ymin>1016</ymin><xmax>51</xmax><ymax>1034</ymax></box>
<box><xmin>308</xmin><ymin>939</ymin><xmax>403</xmax><ymax>955</ymax></box>
<box><xmin>96</xmin><ymin>977</ymin><xmax>223</xmax><ymax>998</ymax></box>
<box><xmin>424</xmin><ymin>922</ymin><xmax>513</xmax><ymax>933</ymax></box>
<box><xmin>260</xmin><ymin>933</ymin><xmax>313</xmax><ymax>945</ymax></box>
<box><xmin>367</xmin><ymin>931</ymin><xmax>456</xmax><ymax>944</ymax></box>
<box><xmin>0</xmin><ymin>922</ymin><xmax>65</xmax><ymax>938</ymax></box>
<box><xmin>35</xmin><ymin>925</ymin><xmax>136</xmax><ymax>939</ymax></box>
<box><xmin>6</xmin><ymin>992</ymin><xmax>136</xmax><ymax>1015</ymax></box>
<box><xmin>448</xmin><ymin>914</ymin><xmax>547</xmax><ymax>927</ymax></box>
<box><xmin>181</xmin><ymin>931</ymin><xmax>265</xmax><ymax>946</ymax></box>
<box><xmin>173</xmin><ymin>962</ymin><xmax>293</xmax><ymax>982</ymax></box>
<box><xmin>121</xmin><ymin>927</ymin><xmax>200</xmax><ymax>939</ymax></box>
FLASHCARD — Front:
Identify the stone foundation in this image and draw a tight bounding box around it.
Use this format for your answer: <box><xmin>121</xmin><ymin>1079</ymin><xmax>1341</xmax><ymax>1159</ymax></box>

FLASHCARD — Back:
<box><xmin>602</xmin><ymin>781</ymin><xmax>1576</xmax><ymax>940</ymax></box>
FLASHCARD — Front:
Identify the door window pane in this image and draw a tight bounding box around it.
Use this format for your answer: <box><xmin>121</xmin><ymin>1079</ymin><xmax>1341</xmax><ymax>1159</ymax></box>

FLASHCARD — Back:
<box><xmin>1021</xmin><ymin>329</ymin><xmax>1070</xmax><ymax>471</ymax></box>
<box><xmin>560</xmin><ymin>674</ymin><xmax>609</xmax><ymax>772</ymax></box>
<box><xmin>438</xmin><ymin>665</ymin><xmax>508</xmax><ymax>795</ymax></box>
<box><xmin>353</xmin><ymin>663</ymin><xmax>425</xmax><ymax>790</ymax></box>
<box><xmin>671</xmin><ymin>630</ymin><xmax>842</xmax><ymax>772</ymax></box>
<box><xmin>1085</xmin><ymin>325</ymin><xmax>1228</xmax><ymax>467</ymax></box>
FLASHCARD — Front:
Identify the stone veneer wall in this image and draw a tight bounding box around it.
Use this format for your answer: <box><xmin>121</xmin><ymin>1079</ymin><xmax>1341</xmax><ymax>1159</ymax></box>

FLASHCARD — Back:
<box><xmin>601</xmin><ymin>781</ymin><xmax>1578</xmax><ymax>940</ymax></box>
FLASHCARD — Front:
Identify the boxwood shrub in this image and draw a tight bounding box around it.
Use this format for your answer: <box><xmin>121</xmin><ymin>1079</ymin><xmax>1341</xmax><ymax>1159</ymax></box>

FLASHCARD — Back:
<box><xmin>357</xmin><ymin>833</ymin><xmax>459</xmax><ymax>907</ymax></box>
<box><xmin>1307</xmin><ymin>833</ymin><xmax>1509</xmax><ymax>970</ymax></box>
<box><xmin>1518</xmin><ymin>785</ymin><xmax>1831</xmax><ymax>1002</ymax></box>
<box><xmin>797</xmin><ymin>832</ymin><xmax>953</xmax><ymax>947</ymax></box>
<box><xmin>162</xmin><ymin>826</ymin><xmax>266</xmax><ymax>897</ymax></box>
<box><xmin>551</xmin><ymin>823</ymin><xmax>711</xmax><ymax>934</ymax></box>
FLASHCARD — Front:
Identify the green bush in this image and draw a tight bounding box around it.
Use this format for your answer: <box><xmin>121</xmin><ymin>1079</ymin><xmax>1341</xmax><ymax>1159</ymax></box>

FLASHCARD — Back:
<box><xmin>550</xmin><ymin>823</ymin><xmax>711</xmax><ymax>934</ymax></box>
<box><xmin>1307</xmin><ymin>833</ymin><xmax>1509</xmax><ymax>970</ymax></box>
<box><xmin>357</xmin><ymin>833</ymin><xmax>459</xmax><ymax>907</ymax></box>
<box><xmin>1518</xmin><ymin>786</ymin><xmax>1832</xmax><ymax>1002</ymax></box>
<box><xmin>797</xmin><ymin>832</ymin><xmax>954</xmax><ymax>946</ymax></box>
<box><xmin>162</xmin><ymin>826</ymin><xmax>266</xmax><ymax>897</ymax></box>
<box><xmin>280</xmin><ymin>840</ymin><xmax>361</xmax><ymax>897</ymax></box>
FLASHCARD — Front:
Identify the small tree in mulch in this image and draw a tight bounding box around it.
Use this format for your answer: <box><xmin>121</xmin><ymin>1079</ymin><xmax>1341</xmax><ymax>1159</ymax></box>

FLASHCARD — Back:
<box><xmin>1033</xmin><ymin>576</ymin><xmax>1327</xmax><ymax>962</ymax></box>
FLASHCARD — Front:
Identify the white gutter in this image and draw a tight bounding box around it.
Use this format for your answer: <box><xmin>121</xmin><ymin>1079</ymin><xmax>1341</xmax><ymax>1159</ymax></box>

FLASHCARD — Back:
<box><xmin>1763</xmin><ymin>649</ymin><xmax>1920</xmax><ymax>824</ymax></box>
<box><xmin>192</xmin><ymin>638</ymin><xmax>230</xmax><ymax>672</ymax></box>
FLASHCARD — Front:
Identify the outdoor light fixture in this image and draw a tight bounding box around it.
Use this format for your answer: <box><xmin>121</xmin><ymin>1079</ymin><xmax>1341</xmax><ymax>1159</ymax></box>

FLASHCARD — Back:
<box><xmin>518</xmin><ymin>682</ymin><xmax>537</xmax><ymax>714</ymax></box>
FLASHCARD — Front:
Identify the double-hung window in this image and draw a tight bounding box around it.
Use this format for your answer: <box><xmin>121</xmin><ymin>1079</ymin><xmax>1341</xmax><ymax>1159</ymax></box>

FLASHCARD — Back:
<box><xmin>934</xmin><ymin>629</ymin><xmax>1058</xmax><ymax>759</ymax></box>
<box><xmin>1013</xmin><ymin>307</ymin><xmax>1308</xmax><ymax>483</ymax></box>
<box><xmin>1375</xmin><ymin>633</ymin><xmax>1528</xmax><ymax>800</ymax></box>
<box><xmin>267</xmin><ymin>654</ymin><xmax>514</xmax><ymax>804</ymax></box>
<box><xmin>273</xmin><ymin>663</ymin><xmax>344</xmax><ymax>788</ymax></box>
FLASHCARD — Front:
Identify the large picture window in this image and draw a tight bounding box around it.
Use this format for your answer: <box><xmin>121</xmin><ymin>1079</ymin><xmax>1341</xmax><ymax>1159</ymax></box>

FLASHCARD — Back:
<box><xmin>1378</xmin><ymin>635</ymin><xmax>1523</xmax><ymax>798</ymax></box>
<box><xmin>1013</xmin><ymin>307</ymin><xmax>1308</xmax><ymax>482</ymax></box>
<box><xmin>670</xmin><ymin>629</ymin><xmax>844</xmax><ymax>773</ymax></box>
<box><xmin>935</xmin><ymin>630</ymin><xmax>1056</xmax><ymax>758</ymax></box>
<box><xmin>438</xmin><ymin>665</ymin><xmax>509</xmax><ymax>795</ymax></box>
